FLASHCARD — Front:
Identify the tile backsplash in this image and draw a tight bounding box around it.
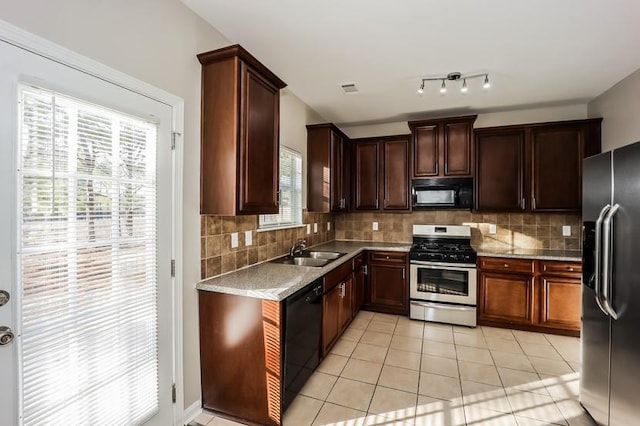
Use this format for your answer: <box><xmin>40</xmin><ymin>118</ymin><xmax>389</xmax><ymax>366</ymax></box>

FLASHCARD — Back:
<box><xmin>334</xmin><ymin>211</ymin><xmax>581</xmax><ymax>251</ymax></box>
<box><xmin>200</xmin><ymin>211</ymin><xmax>334</xmax><ymax>280</ymax></box>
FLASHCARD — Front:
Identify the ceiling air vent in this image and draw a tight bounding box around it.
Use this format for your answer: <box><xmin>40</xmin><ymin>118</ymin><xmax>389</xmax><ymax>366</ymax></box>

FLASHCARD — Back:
<box><xmin>340</xmin><ymin>83</ymin><xmax>358</xmax><ymax>94</ymax></box>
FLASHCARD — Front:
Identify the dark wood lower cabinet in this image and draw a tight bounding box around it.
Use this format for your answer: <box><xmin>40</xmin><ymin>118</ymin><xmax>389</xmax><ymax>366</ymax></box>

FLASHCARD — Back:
<box><xmin>477</xmin><ymin>257</ymin><xmax>581</xmax><ymax>336</ymax></box>
<box><xmin>365</xmin><ymin>251</ymin><xmax>408</xmax><ymax>315</ymax></box>
<box><xmin>322</xmin><ymin>259</ymin><xmax>355</xmax><ymax>355</ymax></box>
<box><xmin>322</xmin><ymin>283</ymin><xmax>342</xmax><ymax>355</ymax></box>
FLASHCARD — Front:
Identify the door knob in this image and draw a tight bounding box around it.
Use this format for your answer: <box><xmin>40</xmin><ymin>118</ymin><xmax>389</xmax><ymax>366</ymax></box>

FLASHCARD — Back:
<box><xmin>0</xmin><ymin>290</ymin><xmax>9</xmax><ymax>307</ymax></box>
<box><xmin>0</xmin><ymin>326</ymin><xmax>14</xmax><ymax>346</ymax></box>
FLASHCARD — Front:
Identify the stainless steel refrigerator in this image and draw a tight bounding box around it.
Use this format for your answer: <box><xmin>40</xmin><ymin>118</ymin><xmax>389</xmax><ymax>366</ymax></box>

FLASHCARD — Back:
<box><xmin>581</xmin><ymin>140</ymin><xmax>640</xmax><ymax>426</ymax></box>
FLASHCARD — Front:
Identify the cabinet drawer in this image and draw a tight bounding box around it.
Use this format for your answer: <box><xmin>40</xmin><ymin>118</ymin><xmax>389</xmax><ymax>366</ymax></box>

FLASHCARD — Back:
<box><xmin>480</xmin><ymin>257</ymin><xmax>535</xmax><ymax>274</ymax></box>
<box><xmin>369</xmin><ymin>251</ymin><xmax>407</xmax><ymax>264</ymax></box>
<box><xmin>324</xmin><ymin>261</ymin><xmax>353</xmax><ymax>292</ymax></box>
<box><xmin>540</xmin><ymin>261</ymin><xmax>582</xmax><ymax>278</ymax></box>
<box><xmin>353</xmin><ymin>253</ymin><xmax>365</xmax><ymax>269</ymax></box>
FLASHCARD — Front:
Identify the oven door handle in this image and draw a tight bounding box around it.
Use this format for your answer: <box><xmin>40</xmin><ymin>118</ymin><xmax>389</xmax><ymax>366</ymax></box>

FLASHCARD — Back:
<box><xmin>410</xmin><ymin>261</ymin><xmax>477</xmax><ymax>269</ymax></box>
<box><xmin>411</xmin><ymin>301</ymin><xmax>476</xmax><ymax>311</ymax></box>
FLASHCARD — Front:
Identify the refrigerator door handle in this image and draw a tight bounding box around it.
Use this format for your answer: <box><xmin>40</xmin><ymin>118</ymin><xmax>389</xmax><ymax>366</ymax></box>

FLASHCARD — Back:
<box><xmin>602</xmin><ymin>203</ymin><xmax>620</xmax><ymax>320</ymax></box>
<box><xmin>594</xmin><ymin>204</ymin><xmax>611</xmax><ymax>316</ymax></box>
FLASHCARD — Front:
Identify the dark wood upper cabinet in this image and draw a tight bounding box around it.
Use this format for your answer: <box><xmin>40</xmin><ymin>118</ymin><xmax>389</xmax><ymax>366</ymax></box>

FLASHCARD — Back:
<box><xmin>409</xmin><ymin>115</ymin><xmax>477</xmax><ymax>178</ymax></box>
<box><xmin>306</xmin><ymin>124</ymin><xmax>350</xmax><ymax>212</ymax></box>
<box><xmin>383</xmin><ymin>136</ymin><xmax>411</xmax><ymax>210</ymax></box>
<box><xmin>353</xmin><ymin>139</ymin><xmax>382</xmax><ymax>210</ymax></box>
<box><xmin>353</xmin><ymin>135</ymin><xmax>410</xmax><ymax>212</ymax></box>
<box><xmin>198</xmin><ymin>45</ymin><xmax>286</xmax><ymax>215</ymax></box>
<box><xmin>475</xmin><ymin>118</ymin><xmax>602</xmax><ymax>212</ymax></box>
<box><xmin>531</xmin><ymin>126</ymin><xmax>583</xmax><ymax>212</ymax></box>
<box><xmin>475</xmin><ymin>130</ymin><xmax>526</xmax><ymax>211</ymax></box>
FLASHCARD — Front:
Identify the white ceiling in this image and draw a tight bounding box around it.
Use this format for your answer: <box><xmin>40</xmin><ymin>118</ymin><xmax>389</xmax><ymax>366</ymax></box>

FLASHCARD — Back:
<box><xmin>181</xmin><ymin>0</ymin><xmax>640</xmax><ymax>127</ymax></box>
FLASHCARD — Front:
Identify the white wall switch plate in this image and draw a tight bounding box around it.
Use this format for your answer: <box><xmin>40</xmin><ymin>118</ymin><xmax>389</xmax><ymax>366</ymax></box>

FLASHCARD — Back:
<box><xmin>372</xmin><ymin>221</ymin><xmax>379</xmax><ymax>231</ymax></box>
<box><xmin>562</xmin><ymin>225</ymin><xmax>571</xmax><ymax>236</ymax></box>
<box><xmin>245</xmin><ymin>230</ymin><xmax>252</xmax><ymax>246</ymax></box>
<box><xmin>231</xmin><ymin>232</ymin><xmax>239</xmax><ymax>248</ymax></box>
<box><xmin>313</xmin><ymin>223</ymin><xmax>318</xmax><ymax>233</ymax></box>
<box><xmin>306</xmin><ymin>224</ymin><xmax>311</xmax><ymax>235</ymax></box>
<box><xmin>489</xmin><ymin>224</ymin><xmax>497</xmax><ymax>234</ymax></box>
<box><xmin>327</xmin><ymin>222</ymin><xmax>331</xmax><ymax>231</ymax></box>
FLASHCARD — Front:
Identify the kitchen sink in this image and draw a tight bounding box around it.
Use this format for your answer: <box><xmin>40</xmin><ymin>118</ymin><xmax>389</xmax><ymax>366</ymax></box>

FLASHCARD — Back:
<box><xmin>270</xmin><ymin>250</ymin><xmax>346</xmax><ymax>267</ymax></box>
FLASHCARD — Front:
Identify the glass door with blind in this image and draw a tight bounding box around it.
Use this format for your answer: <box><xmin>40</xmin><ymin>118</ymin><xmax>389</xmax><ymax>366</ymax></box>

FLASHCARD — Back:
<box><xmin>0</xmin><ymin>39</ymin><xmax>174</xmax><ymax>425</ymax></box>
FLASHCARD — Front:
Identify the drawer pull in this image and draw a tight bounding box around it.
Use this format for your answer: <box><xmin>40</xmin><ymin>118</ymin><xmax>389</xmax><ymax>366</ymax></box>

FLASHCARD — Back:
<box><xmin>568</xmin><ymin>267</ymin><xmax>574</xmax><ymax>272</ymax></box>
<box><xmin>504</xmin><ymin>263</ymin><xmax>509</xmax><ymax>268</ymax></box>
<box><xmin>386</xmin><ymin>256</ymin><xmax>389</xmax><ymax>260</ymax></box>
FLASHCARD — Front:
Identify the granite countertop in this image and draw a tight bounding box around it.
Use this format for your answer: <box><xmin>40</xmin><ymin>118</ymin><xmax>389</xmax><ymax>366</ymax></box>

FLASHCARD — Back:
<box><xmin>196</xmin><ymin>240</ymin><xmax>411</xmax><ymax>301</ymax></box>
<box><xmin>474</xmin><ymin>246</ymin><xmax>582</xmax><ymax>262</ymax></box>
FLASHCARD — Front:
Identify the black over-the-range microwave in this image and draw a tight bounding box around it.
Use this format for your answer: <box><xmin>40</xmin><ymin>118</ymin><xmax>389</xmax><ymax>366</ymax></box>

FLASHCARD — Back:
<box><xmin>411</xmin><ymin>178</ymin><xmax>473</xmax><ymax>209</ymax></box>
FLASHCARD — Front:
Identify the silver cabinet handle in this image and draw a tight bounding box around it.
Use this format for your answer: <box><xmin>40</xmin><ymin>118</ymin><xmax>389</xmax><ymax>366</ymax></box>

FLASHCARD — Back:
<box><xmin>602</xmin><ymin>204</ymin><xmax>620</xmax><ymax>320</ymax></box>
<box><xmin>532</xmin><ymin>197</ymin><xmax>537</xmax><ymax>210</ymax></box>
<box><xmin>594</xmin><ymin>204</ymin><xmax>611</xmax><ymax>316</ymax></box>
<box><xmin>521</xmin><ymin>198</ymin><xmax>525</xmax><ymax>210</ymax></box>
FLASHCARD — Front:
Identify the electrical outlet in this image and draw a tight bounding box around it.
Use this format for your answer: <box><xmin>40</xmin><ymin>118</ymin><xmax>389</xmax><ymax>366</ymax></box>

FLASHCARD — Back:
<box><xmin>489</xmin><ymin>224</ymin><xmax>497</xmax><ymax>234</ymax></box>
<box><xmin>562</xmin><ymin>225</ymin><xmax>571</xmax><ymax>237</ymax></box>
<box><xmin>306</xmin><ymin>224</ymin><xmax>311</xmax><ymax>235</ymax></box>
<box><xmin>231</xmin><ymin>232</ymin><xmax>239</xmax><ymax>248</ymax></box>
<box><xmin>372</xmin><ymin>221</ymin><xmax>379</xmax><ymax>231</ymax></box>
<box><xmin>245</xmin><ymin>230</ymin><xmax>252</xmax><ymax>246</ymax></box>
<box><xmin>327</xmin><ymin>222</ymin><xmax>331</xmax><ymax>231</ymax></box>
<box><xmin>313</xmin><ymin>223</ymin><xmax>318</xmax><ymax>233</ymax></box>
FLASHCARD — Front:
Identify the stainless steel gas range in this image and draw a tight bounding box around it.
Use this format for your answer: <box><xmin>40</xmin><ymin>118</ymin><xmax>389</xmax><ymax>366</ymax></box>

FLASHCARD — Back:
<box><xmin>409</xmin><ymin>224</ymin><xmax>478</xmax><ymax>327</ymax></box>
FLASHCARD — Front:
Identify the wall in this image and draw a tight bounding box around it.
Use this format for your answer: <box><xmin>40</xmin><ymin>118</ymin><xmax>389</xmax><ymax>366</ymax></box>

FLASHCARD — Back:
<box><xmin>340</xmin><ymin>104</ymin><xmax>588</xmax><ymax>138</ymax></box>
<box><xmin>280</xmin><ymin>89</ymin><xmax>326</xmax><ymax>206</ymax></box>
<box><xmin>200</xmin><ymin>212</ymin><xmax>333</xmax><ymax>279</ymax></box>
<box><xmin>335</xmin><ymin>211</ymin><xmax>581</xmax><ymax>251</ymax></box>
<box><xmin>588</xmin><ymin>67</ymin><xmax>640</xmax><ymax>151</ymax></box>
<box><xmin>0</xmin><ymin>0</ymin><xmax>324</xmax><ymax>413</ymax></box>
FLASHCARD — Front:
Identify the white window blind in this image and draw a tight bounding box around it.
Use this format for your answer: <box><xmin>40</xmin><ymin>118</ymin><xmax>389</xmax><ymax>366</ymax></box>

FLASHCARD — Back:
<box><xmin>18</xmin><ymin>85</ymin><xmax>160</xmax><ymax>425</ymax></box>
<box><xmin>259</xmin><ymin>147</ymin><xmax>302</xmax><ymax>228</ymax></box>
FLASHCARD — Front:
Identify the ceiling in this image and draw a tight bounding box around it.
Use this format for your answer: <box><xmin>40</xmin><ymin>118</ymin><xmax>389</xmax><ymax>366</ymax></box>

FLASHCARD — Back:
<box><xmin>181</xmin><ymin>0</ymin><xmax>640</xmax><ymax>127</ymax></box>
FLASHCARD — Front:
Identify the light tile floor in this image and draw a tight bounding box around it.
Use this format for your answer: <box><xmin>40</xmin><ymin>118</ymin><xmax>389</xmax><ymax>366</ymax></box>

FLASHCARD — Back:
<box><xmin>194</xmin><ymin>312</ymin><xmax>594</xmax><ymax>426</ymax></box>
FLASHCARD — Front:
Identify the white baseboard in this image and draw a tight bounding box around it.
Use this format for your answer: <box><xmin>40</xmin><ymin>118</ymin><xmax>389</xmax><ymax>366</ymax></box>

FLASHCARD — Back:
<box><xmin>181</xmin><ymin>400</ymin><xmax>203</xmax><ymax>426</ymax></box>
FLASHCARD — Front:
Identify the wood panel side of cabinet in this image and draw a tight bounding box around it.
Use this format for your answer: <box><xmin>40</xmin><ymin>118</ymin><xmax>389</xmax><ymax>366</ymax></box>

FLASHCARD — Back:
<box><xmin>475</xmin><ymin>130</ymin><xmax>526</xmax><ymax>211</ymax></box>
<box><xmin>238</xmin><ymin>63</ymin><xmax>280</xmax><ymax>214</ymax></box>
<box><xmin>478</xmin><ymin>271</ymin><xmax>535</xmax><ymax>325</ymax></box>
<box><xmin>443</xmin><ymin>121</ymin><xmax>473</xmax><ymax>176</ymax></box>
<box><xmin>383</xmin><ymin>136</ymin><xmax>410</xmax><ymax>210</ymax></box>
<box><xmin>200</xmin><ymin>57</ymin><xmax>239</xmax><ymax>215</ymax></box>
<box><xmin>306</xmin><ymin>126</ymin><xmax>331</xmax><ymax>213</ymax></box>
<box><xmin>354</xmin><ymin>140</ymin><xmax>381</xmax><ymax>210</ymax></box>
<box><xmin>198</xmin><ymin>290</ymin><xmax>282</xmax><ymax>426</ymax></box>
<box><xmin>538</xmin><ymin>276</ymin><xmax>582</xmax><ymax>332</ymax></box>
<box><xmin>412</xmin><ymin>125</ymin><xmax>438</xmax><ymax>178</ymax></box>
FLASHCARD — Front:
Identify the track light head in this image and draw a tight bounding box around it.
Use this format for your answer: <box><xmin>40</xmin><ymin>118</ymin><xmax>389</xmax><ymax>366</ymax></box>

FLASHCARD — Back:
<box><xmin>461</xmin><ymin>79</ymin><xmax>468</xmax><ymax>93</ymax></box>
<box><xmin>483</xmin><ymin>74</ymin><xmax>491</xmax><ymax>89</ymax></box>
<box><xmin>417</xmin><ymin>80</ymin><xmax>425</xmax><ymax>95</ymax></box>
<box><xmin>440</xmin><ymin>80</ymin><xmax>446</xmax><ymax>94</ymax></box>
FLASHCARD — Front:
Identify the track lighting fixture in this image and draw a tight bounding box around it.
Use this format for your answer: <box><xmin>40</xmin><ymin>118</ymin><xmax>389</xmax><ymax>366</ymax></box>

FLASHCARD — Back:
<box><xmin>418</xmin><ymin>72</ymin><xmax>491</xmax><ymax>95</ymax></box>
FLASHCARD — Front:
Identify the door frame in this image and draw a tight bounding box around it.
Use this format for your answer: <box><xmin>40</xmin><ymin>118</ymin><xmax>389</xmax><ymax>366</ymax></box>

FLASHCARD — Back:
<box><xmin>0</xmin><ymin>18</ymin><xmax>186</xmax><ymax>425</ymax></box>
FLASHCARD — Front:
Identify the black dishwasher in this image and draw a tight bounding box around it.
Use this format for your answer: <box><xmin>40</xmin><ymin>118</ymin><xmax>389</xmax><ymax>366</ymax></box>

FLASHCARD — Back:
<box><xmin>283</xmin><ymin>278</ymin><xmax>323</xmax><ymax>411</ymax></box>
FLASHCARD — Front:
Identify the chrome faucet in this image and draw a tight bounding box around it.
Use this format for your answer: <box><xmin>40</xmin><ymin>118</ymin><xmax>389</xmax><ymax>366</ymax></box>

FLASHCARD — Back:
<box><xmin>290</xmin><ymin>239</ymin><xmax>307</xmax><ymax>257</ymax></box>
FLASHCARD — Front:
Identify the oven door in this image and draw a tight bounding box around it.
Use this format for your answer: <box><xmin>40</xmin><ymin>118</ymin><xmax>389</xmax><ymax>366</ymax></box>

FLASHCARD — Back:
<box><xmin>410</xmin><ymin>261</ymin><xmax>477</xmax><ymax>305</ymax></box>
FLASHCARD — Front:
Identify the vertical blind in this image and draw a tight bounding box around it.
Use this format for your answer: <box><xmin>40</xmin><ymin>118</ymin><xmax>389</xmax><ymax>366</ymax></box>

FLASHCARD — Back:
<box><xmin>18</xmin><ymin>85</ymin><xmax>160</xmax><ymax>425</ymax></box>
<box><xmin>259</xmin><ymin>147</ymin><xmax>303</xmax><ymax>228</ymax></box>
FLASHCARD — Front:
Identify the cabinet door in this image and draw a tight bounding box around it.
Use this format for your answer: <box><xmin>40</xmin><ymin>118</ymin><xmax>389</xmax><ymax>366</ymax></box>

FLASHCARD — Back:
<box><xmin>353</xmin><ymin>264</ymin><xmax>366</xmax><ymax>316</ymax></box>
<box><xmin>339</xmin><ymin>276</ymin><xmax>353</xmax><ymax>332</ymax></box>
<box><xmin>354</xmin><ymin>140</ymin><xmax>381</xmax><ymax>210</ymax></box>
<box><xmin>330</xmin><ymin>130</ymin><xmax>346</xmax><ymax>211</ymax></box>
<box><xmin>443</xmin><ymin>121</ymin><xmax>473</xmax><ymax>176</ymax></box>
<box><xmin>413</xmin><ymin>125</ymin><xmax>438</xmax><ymax>177</ymax></box>
<box><xmin>238</xmin><ymin>63</ymin><xmax>280</xmax><ymax>214</ymax></box>
<box><xmin>383</xmin><ymin>136</ymin><xmax>410</xmax><ymax>211</ymax></box>
<box><xmin>478</xmin><ymin>271</ymin><xmax>535</xmax><ymax>325</ymax></box>
<box><xmin>368</xmin><ymin>262</ymin><xmax>408</xmax><ymax>315</ymax></box>
<box><xmin>538</xmin><ymin>276</ymin><xmax>581</xmax><ymax>331</ymax></box>
<box><xmin>475</xmin><ymin>131</ymin><xmax>526</xmax><ymax>211</ymax></box>
<box><xmin>531</xmin><ymin>126</ymin><xmax>583</xmax><ymax>212</ymax></box>
<box><xmin>322</xmin><ymin>284</ymin><xmax>341</xmax><ymax>355</ymax></box>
